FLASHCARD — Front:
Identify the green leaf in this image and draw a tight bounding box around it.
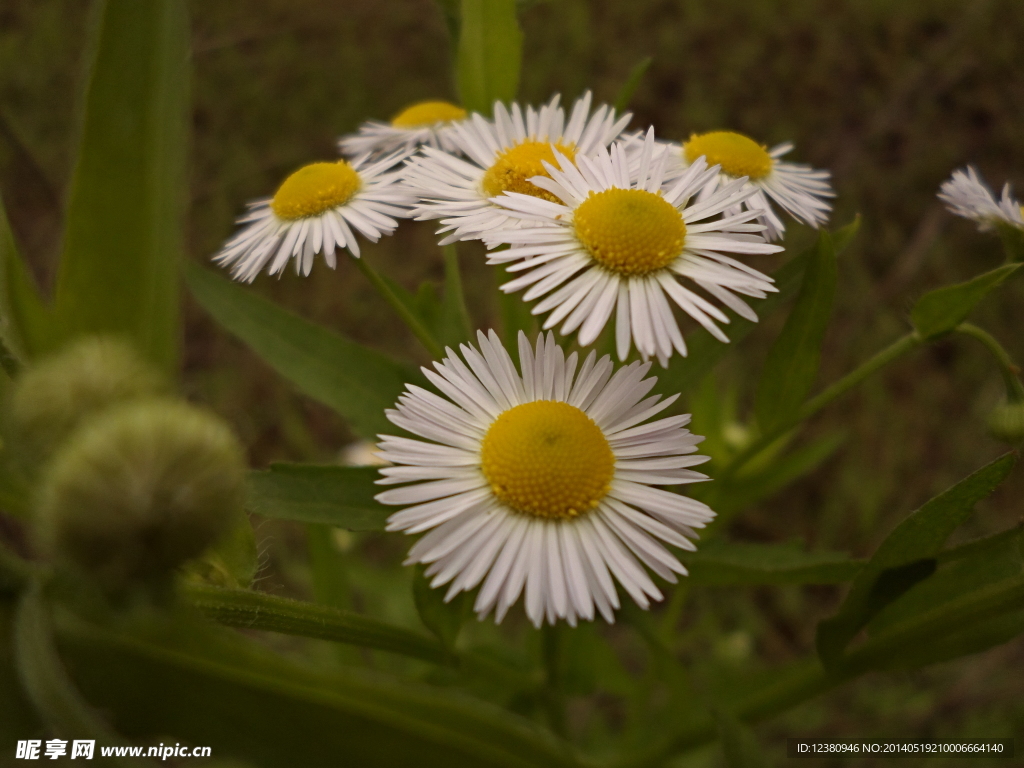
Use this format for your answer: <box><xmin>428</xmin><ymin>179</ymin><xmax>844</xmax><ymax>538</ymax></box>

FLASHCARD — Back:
<box><xmin>816</xmin><ymin>452</ymin><xmax>1017</xmax><ymax>669</ymax></box>
<box><xmin>715</xmin><ymin>430</ymin><xmax>846</xmax><ymax>517</ymax></box>
<box><xmin>439</xmin><ymin>244</ymin><xmax>475</xmax><ymax>348</ymax></box>
<box><xmin>456</xmin><ymin>0</ymin><xmax>523</xmax><ymax>114</ymax></box>
<box><xmin>868</xmin><ymin>527</ymin><xmax>1023</xmax><ymax>649</ymax></box>
<box><xmin>56</xmin><ymin>605</ymin><xmax>578</xmax><ymax>768</ymax></box>
<box><xmin>413</xmin><ymin>566</ymin><xmax>471</xmax><ymax>650</ymax></box>
<box><xmin>658</xmin><ymin>217</ymin><xmax>860</xmax><ymax>397</ymax></box>
<box><xmin>714</xmin><ymin>711</ymin><xmax>769</xmax><ymax>768</ymax></box>
<box><xmin>911</xmin><ymin>262</ymin><xmax>1022</xmax><ymax>340</ymax></box>
<box><xmin>246</xmin><ymin>463</ymin><xmax>391</xmax><ymax>530</ymax></box>
<box><xmin>186</xmin><ymin>264</ymin><xmax>416</xmax><ymax>439</ymax></box>
<box><xmin>755</xmin><ymin>230</ymin><xmax>838</xmax><ymax>433</ymax></box>
<box><xmin>614</xmin><ymin>56</ymin><xmax>653</xmax><ymax>113</ymax></box>
<box><xmin>681</xmin><ymin>540</ymin><xmax>863</xmax><ymax>585</ymax></box>
<box><xmin>184</xmin><ymin>584</ymin><xmax>447</xmax><ymax>664</ymax></box>
<box><xmin>14</xmin><ymin>583</ymin><xmax>148</xmax><ymax>765</ymax></box>
<box><xmin>53</xmin><ymin>0</ymin><xmax>189</xmax><ymax>371</ymax></box>
<box><xmin>0</xmin><ymin>191</ymin><xmax>53</xmax><ymax>358</ymax></box>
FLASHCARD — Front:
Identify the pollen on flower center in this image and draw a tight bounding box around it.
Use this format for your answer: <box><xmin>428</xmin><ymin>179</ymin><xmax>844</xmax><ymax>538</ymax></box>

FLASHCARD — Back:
<box><xmin>683</xmin><ymin>131</ymin><xmax>773</xmax><ymax>180</ymax></box>
<box><xmin>482</xmin><ymin>140</ymin><xmax>576</xmax><ymax>203</ymax></box>
<box><xmin>390</xmin><ymin>100</ymin><xmax>467</xmax><ymax>128</ymax></box>
<box><xmin>271</xmin><ymin>161</ymin><xmax>361</xmax><ymax>221</ymax></box>
<box><xmin>480</xmin><ymin>400</ymin><xmax>614</xmax><ymax>519</ymax></box>
<box><xmin>574</xmin><ymin>188</ymin><xmax>686</xmax><ymax>276</ymax></box>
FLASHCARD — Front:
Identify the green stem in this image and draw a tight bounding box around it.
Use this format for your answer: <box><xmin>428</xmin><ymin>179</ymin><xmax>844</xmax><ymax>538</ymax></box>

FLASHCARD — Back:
<box><xmin>443</xmin><ymin>243</ymin><xmax>474</xmax><ymax>340</ymax></box>
<box><xmin>956</xmin><ymin>322</ymin><xmax>1024</xmax><ymax>401</ymax></box>
<box><xmin>183</xmin><ymin>583</ymin><xmax>530</xmax><ymax>687</ymax></box>
<box><xmin>724</xmin><ymin>331</ymin><xmax>922</xmax><ymax>480</ymax></box>
<box><xmin>354</xmin><ymin>256</ymin><xmax>444</xmax><ymax>359</ymax></box>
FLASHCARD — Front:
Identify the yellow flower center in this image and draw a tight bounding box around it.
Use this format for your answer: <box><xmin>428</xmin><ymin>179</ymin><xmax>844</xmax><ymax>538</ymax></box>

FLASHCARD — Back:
<box><xmin>390</xmin><ymin>100</ymin><xmax>467</xmax><ymax>128</ymax></box>
<box><xmin>574</xmin><ymin>188</ymin><xmax>686</xmax><ymax>276</ymax></box>
<box><xmin>480</xmin><ymin>400</ymin><xmax>614</xmax><ymax>519</ymax></box>
<box><xmin>270</xmin><ymin>161</ymin><xmax>361</xmax><ymax>221</ymax></box>
<box><xmin>482</xmin><ymin>140</ymin><xmax>576</xmax><ymax>203</ymax></box>
<box><xmin>683</xmin><ymin>131</ymin><xmax>773</xmax><ymax>180</ymax></box>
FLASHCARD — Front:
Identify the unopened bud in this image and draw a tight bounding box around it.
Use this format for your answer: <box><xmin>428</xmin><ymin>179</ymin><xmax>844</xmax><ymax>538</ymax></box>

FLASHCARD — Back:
<box><xmin>987</xmin><ymin>400</ymin><xmax>1024</xmax><ymax>445</ymax></box>
<box><xmin>9</xmin><ymin>336</ymin><xmax>168</xmax><ymax>468</ymax></box>
<box><xmin>36</xmin><ymin>399</ymin><xmax>246</xmax><ymax>590</ymax></box>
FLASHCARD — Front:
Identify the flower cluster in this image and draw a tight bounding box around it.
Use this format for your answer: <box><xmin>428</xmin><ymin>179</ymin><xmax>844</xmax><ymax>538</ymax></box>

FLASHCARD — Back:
<box><xmin>211</xmin><ymin>93</ymin><xmax>843</xmax><ymax>626</ymax></box>
<box><xmin>214</xmin><ymin>93</ymin><xmax>836</xmax><ymax>363</ymax></box>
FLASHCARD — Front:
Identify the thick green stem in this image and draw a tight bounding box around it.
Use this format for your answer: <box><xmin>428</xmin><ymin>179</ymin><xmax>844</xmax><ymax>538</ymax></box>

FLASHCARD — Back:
<box><xmin>354</xmin><ymin>256</ymin><xmax>444</xmax><ymax>359</ymax></box>
<box><xmin>724</xmin><ymin>331</ymin><xmax>922</xmax><ymax>480</ymax></box>
<box><xmin>956</xmin><ymin>322</ymin><xmax>1024</xmax><ymax>401</ymax></box>
<box><xmin>0</xmin><ymin>335</ymin><xmax>21</xmax><ymax>378</ymax></box>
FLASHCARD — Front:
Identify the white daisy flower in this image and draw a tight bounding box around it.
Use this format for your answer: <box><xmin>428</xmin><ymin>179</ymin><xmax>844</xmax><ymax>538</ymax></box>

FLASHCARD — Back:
<box><xmin>376</xmin><ymin>330</ymin><xmax>714</xmax><ymax>628</ymax></box>
<box><xmin>484</xmin><ymin>129</ymin><xmax>783</xmax><ymax>366</ymax></box>
<box><xmin>938</xmin><ymin>166</ymin><xmax>1024</xmax><ymax>232</ymax></box>
<box><xmin>339</xmin><ymin>100</ymin><xmax>468</xmax><ymax>158</ymax></box>
<box><xmin>663</xmin><ymin>130</ymin><xmax>834</xmax><ymax>241</ymax></box>
<box><xmin>213</xmin><ymin>151</ymin><xmax>413</xmax><ymax>283</ymax></box>
<box><xmin>403</xmin><ymin>91</ymin><xmax>631</xmax><ymax>245</ymax></box>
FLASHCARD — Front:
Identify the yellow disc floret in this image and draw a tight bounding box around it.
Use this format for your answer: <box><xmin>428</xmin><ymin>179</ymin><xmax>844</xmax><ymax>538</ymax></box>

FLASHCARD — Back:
<box><xmin>574</xmin><ymin>188</ymin><xmax>686</xmax><ymax>276</ymax></box>
<box><xmin>391</xmin><ymin>100</ymin><xmax>467</xmax><ymax>128</ymax></box>
<box><xmin>480</xmin><ymin>400</ymin><xmax>614</xmax><ymax>519</ymax></box>
<box><xmin>683</xmin><ymin>131</ymin><xmax>773</xmax><ymax>180</ymax></box>
<box><xmin>271</xmin><ymin>161</ymin><xmax>361</xmax><ymax>221</ymax></box>
<box><xmin>482</xmin><ymin>140</ymin><xmax>576</xmax><ymax>203</ymax></box>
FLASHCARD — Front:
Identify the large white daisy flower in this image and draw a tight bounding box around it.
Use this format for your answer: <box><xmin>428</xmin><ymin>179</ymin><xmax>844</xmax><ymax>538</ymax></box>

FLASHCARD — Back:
<box><xmin>403</xmin><ymin>91</ymin><xmax>631</xmax><ymax>245</ymax></box>
<box><xmin>663</xmin><ymin>130</ymin><xmax>834</xmax><ymax>241</ymax></box>
<box><xmin>376</xmin><ymin>330</ymin><xmax>714</xmax><ymax>628</ymax></box>
<box><xmin>938</xmin><ymin>166</ymin><xmax>1024</xmax><ymax>232</ymax></box>
<box><xmin>212</xmin><ymin>151</ymin><xmax>413</xmax><ymax>283</ymax></box>
<box><xmin>483</xmin><ymin>130</ymin><xmax>783</xmax><ymax>366</ymax></box>
<box><xmin>339</xmin><ymin>100</ymin><xmax>468</xmax><ymax>158</ymax></box>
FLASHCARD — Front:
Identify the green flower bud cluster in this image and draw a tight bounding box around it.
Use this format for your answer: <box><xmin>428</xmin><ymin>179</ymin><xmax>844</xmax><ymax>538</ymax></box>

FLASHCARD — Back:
<box><xmin>7</xmin><ymin>337</ymin><xmax>246</xmax><ymax>592</ymax></box>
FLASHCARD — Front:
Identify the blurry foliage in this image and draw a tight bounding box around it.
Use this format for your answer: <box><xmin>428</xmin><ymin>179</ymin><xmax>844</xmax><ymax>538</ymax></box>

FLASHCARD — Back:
<box><xmin>1</xmin><ymin>0</ymin><xmax>1023</xmax><ymax>763</ymax></box>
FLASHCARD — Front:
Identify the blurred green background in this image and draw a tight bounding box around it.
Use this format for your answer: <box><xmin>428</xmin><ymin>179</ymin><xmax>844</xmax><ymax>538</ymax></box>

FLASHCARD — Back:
<box><xmin>2</xmin><ymin>0</ymin><xmax>1022</xmax><ymax>763</ymax></box>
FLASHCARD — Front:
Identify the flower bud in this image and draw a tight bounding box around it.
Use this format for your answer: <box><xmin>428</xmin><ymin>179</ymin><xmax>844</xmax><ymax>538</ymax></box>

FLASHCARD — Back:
<box><xmin>987</xmin><ymin>400</ymin><xmax>1024</xmax><ymax>445</ymax></box>
<box><xmin>36</xmin><ymin>399</ymin><xmax>246</xmax><ymax>590</ymax></box>
<box><xmin>8</xmin><ymin>336</ymin><xmax>168</xmax><ymax>468</ymax></box>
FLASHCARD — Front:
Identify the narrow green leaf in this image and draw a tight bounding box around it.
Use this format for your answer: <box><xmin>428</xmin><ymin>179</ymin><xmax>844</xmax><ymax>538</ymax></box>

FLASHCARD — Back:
<box><xmin>755</xmin><ymin>230</ymin><xmax>838</xmax><ymax>432</ymax></box>
<box><xmin>54</xmin><ymin>0</ymin><xmax>188</xmax><ymax>371</ymax></box>
<box><xmin>186</xmin><ymin>264</ymin><xmax>416</xmax><ymax>439</ymax></box>
<box><xmin>657</xmin><ymin>217</ymin><xmax>860</xmax><ymax>397</ymax></box>
<box><xmin>57</xmin><ymin>606</ymin><xmax>578</xmax><ymax>768</ymax></box>
<box><xmin>613</xmin><ymin>56</ymin><xmax>653</xmax><ymax>113</ymax></box>
<box><xmin>439</xmin><ymin>244</ymin><xmax>475</xmax><ymax>347</ymax></box>
<box><xmin>246</xmin><ymin>463</ymin><xmax>391</xmax><ymax>530</ymax></box>
<box><xmin>185</xmin><ymin>584</ymin><xmax>447</xmax><ymax>664</ymax></box>
<box><xmin>911</xmin><ymin>262</ymin><xmax>1022</xmax><ymax>340</ymax></box>
<box><xmin>868</xmin><ymin>526</ymin><xmax>1023</xmax><ymax>639</ymax></box>
<box><xmin>715</xmin><ymin>430</ymin><xmax>846</xmax><ymax>517</ymax></box>
<box><xmin>0</xmin><ymin>191</ymin><xmax>53</xmax><ymax>358</ymax></box>
<box><xmin>14</xmin><ymin>583</ymin><xmax>150</xmax><ymax>765</ymax></box>
<box><xmin>714</xmin><ymin>711</ymin><xmax>769</xmax><ymax>768</ymax></box>
<box><xmin>456</xmin><ymin>0</ymin><xmax>523</xmax><ymax>114</ymax></box>
<box><xmin>816</xmin><ymin>452</ymin><xmax>1017</xmax><ymax>668</ymax></box>
<box><xmin>413</xmin><ymin>566</ymin><xmax>471</xmax><ymax>649</ymax></box>
<box><xmin>681</xmin><ymin>540</ymin><xmax>863</xmax><ymax>585</ymax></box>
